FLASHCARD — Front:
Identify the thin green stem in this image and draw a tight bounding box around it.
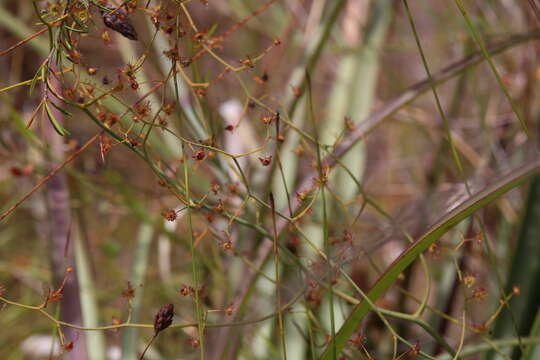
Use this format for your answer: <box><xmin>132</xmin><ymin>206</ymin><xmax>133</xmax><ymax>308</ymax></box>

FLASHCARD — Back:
<box><xmin>306</xmin><ymin>71</ymin><xmax>335</xmax><ymax>359</ymax></box>
<box><xmin>453</xmin><ymin>0</ymin><xmax>533</xmax><ymax>141</ymax></box>
<box><xmin>183</xmin><ymin>147</ymin><xmax>205</xmax><ymax>359</ymax></box>
<box><xmin>270</xmin><ymin>193</ymin><xmax>287</xmax><ymax>360</ymax></box>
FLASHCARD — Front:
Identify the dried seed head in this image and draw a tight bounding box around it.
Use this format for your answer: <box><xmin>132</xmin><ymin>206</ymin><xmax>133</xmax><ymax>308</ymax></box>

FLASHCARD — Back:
<box><xmin>189</xmin><ymin>338</ymin><xmax>200</xmax><ymax>348</ymax></box>
<box><xmin>192</xmin><ymin>150</ymin><xmax>206</xmax><ymax>161</ymax></box>
<box><xmin>64</xmin><ymin>341</ymin><xmax>74</xmax><ymax>352</ymax></box>
<box><xmin>291</xmin><ymin>86</ymin><xmax>302</xmax><ymax>97</ymax></box>
<box><xmin>471</xmin><ymin>322</ymin><xmax>488</xmax><ymax>334</ymax></box>
<box><xmin>67</xmin><ymin>49</ymin><xmax>82</xmax><ymax>64</ymax></box>
<box><xmin>349</xmin><ymin>332</ymin><xmax>365</xmax><ymax>348</ymax></box>
<box><xmin>122</xmin><ymin>281</ymin><xmax>135</xmax><ymax>300</ymax></box>
<box><xmin>470</xmin><ymin>287</ymin><xmax>488</xmax><ymax>302</ymax></box>
<box><xmin>193</xmin><ymin>31</ymin><xmax>207</xmax><ymax>42</ymax></box>
<box><xmin>260</xmin><ymin>113</ymin><xmax>273</xmax><ymax>125</ymax></box>
<box><xmin>162</xmin><ymin>209</ymin><xmax>177</xmax><ymax>222</ymax></box>
<box><xmin>258</xmin><ymin>156</ymin><xmax>272</xmax><ymax>166</ymax></box>
<box><xmin>240</xmin><ymin>56</ymin><xmax>254</xmax><ymax>68</ymax></box>
<box><xmin>180</xmin><ymin>285</ymin><xmax>194</xmax><ymax>297</ymax></box>
<box><xmin>344</xmin><ymin>116</ymin><xmax>355</xmax><ymax>131</ymax></box>
<box><xmin>111</xmin><ymin>317</ymin><xmax>121</xmax><ymax>333</ymax></box>
<box><xmin>463</xmin><ymin>274</ymin><xmax>476</xmax><ymax>288</ymax></box>
<box><xmin>100</xmin><ymin>6</ymin><xmax>138</xmax><ymax>41</ymax></box>
<box><xmin>228</xmin><ymin>183</ymin><xmax>238</xmax><ymax>194</ymax></box>
<box><xmin>180</xmin><ymin>57</ymin><xmax>192</xmax><ymax>68</ymax></box>
<box><xmin>213</xmin><ymin>199</ymin><xmax>224</xmax><ymax>213</ymax></box>
<box><xmin>195</xmin><ymin>88</ymin><xmax>207</xmax><ymax>97</ymax></box>
<box><xmin>221</xmin><ymin>240</ymin><xmax>232</xmax><ymax>250</ymax></box>
<box><xmin>134</xmin><ymin>101</ymin><xmax>151</xmax><ymax>117</ymax></box>
<box><xmin>154</xmin><ymin>303</ymin><xmax>174</xmax><ymax>335</ymax></box>
<box><xmin>10</xmin><ymin>165</ymin><xmax>33</xmax><ymax>177</ymax></box>
<box><xmin>162</xmin><ymin>102</ymin><xmax>176</xmax><ymax>115</ymax></box>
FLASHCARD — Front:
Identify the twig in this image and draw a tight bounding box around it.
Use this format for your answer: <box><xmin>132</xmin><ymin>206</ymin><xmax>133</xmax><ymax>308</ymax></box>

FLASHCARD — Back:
<box><xmin>0</xmin><ymin>27</ymin><xmax>47</xmax><ymax>57</ymax></box>
<box><xmin>1</xmin><ymin>133</ymin><xmax>101</xmax><ymax>222</ymax></box>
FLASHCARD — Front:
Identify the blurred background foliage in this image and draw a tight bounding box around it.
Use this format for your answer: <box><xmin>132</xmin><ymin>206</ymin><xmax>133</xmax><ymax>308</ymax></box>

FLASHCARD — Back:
<box><xmin>1</xmin><ymin>0</ymin><xmax>540</xmax><ymax>359</ymax></box>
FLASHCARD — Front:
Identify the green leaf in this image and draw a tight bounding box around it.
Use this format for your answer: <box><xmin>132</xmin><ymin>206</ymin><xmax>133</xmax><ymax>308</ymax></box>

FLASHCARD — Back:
<box><xmin>44</xmin><ymin>102</ymin><xmax>70</xmax><ymax>136</ymax></box>
<box><xmin>29</xmin><ymin>63</ymin><xmax>45</xmax><ymax>96</ymax></box>
<box><xmin>48</xmin><ymin>99</ymin><xmax>73</xmax><ymax>117</ymax></box>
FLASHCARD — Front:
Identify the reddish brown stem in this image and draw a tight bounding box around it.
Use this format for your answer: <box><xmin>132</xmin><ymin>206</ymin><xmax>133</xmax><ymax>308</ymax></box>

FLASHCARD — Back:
<box><xmin>0</xmin><ymin>27</ymin><xmax>48</xmax><ymax>57</ymax></box>
<box><xmin>0</xmin><ymin>133</ymin><xmax>101</xmax><ymax>222</ymax></box>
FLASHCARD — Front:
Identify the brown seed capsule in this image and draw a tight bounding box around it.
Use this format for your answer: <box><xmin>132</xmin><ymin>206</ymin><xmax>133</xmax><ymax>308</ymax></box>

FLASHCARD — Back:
<box><xmin>258</xmin><ymin>156</ymin><xmax>272</xmax><ymax>166</ymax></box>
<box><xmin>161</xmin><ymin>209</ymin><xmax>177</xmax><ymax>222</ymax></box>
<box><xmin>192</xmin><ymin>150</ymin><xmax>206</xmax><ymax>161</ymax></box>
<box><xmin>63</xmin><ymin>341</ymin><xmax>74</xmax><ymax>352</ymax></box>
<box><xmin>154</xmin><ymin>303</ymin><xmax>174</xmax><ymax>335</ymax></box>
<box><xmin>180</xmin><ymin>285</ymin><xmax>194</xmax><ymax>297</ymax></box>
<box><xmin>100</xmin><ymin>6</ymin><xmax>138</xmax><ymax>41</ymax></box>
<box><xmin>122</xmin><ymin>282</ymin><xmax>135</xmax><ymax>300</ymax></box>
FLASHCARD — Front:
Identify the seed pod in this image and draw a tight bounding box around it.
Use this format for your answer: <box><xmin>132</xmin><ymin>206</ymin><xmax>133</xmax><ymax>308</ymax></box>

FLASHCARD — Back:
<box><xmin>154</xmin><ymin>303</ymin><xmax>174</xmax><ymax>335</ymax></box>
<box><xmin>100</xmin><ymin>6</ymin><xmax>138</xmax><ymax>41</ymax></box>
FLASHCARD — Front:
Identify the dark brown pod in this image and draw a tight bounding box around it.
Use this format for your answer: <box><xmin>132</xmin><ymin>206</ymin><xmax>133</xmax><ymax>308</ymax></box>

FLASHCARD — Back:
<box><xmin>100</xmin><ymin>6</ymin><xmax>138</xmax><ymax>41</ymax></box>
<box><xmin>154</xmin><ymin>303</ymin><xmax>174</xmax><ymax>335</ymax></box>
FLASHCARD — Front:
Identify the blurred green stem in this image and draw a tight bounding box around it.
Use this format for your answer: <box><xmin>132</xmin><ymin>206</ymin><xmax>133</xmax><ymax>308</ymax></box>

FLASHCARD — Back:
<box><xmin>122</xmin><ymin>224</ymin><xmax>154</xmax><ymax>360</ymax></box>
<box><xmin>73</xmin><ymin>219</ymin><xmax>106</xmax><ymax>360</ymax></box>
<box><xmin>490</xmin><ymin>114</ymin><xmax>540</xmax><ymax>360</ymax></box>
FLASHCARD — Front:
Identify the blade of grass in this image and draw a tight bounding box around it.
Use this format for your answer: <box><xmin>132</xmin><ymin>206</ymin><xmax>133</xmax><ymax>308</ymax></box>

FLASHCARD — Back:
<box><xmin>525</xmin><ymin>312</ymin><xmax>540</xmax><ymax>359</ymax></box>
<box><xmin>319</xmin><ymin>158</ymin><xmax>540</xmax><ymax>360</ymax></box>
<box><xmin>437</xmin><ymin>337</ymin><xmax>540</xmax><ymax>360</ymax></box>
<box><xmin>206</xmin><ymin>29</ymin><xmax>540</xmax><ymax>359</ymax></box>
<box><xmin>491</xmin><ymin>116</ymin><xmax>540</xmax><ymax>360</ymax></box>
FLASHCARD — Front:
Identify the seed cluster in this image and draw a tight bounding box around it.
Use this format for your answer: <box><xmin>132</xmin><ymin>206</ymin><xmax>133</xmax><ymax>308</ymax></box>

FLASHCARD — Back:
<box><xmin>154</xmin><ymin>303</ymin><xmax>174</xmax><ymax>335</ymax></box>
